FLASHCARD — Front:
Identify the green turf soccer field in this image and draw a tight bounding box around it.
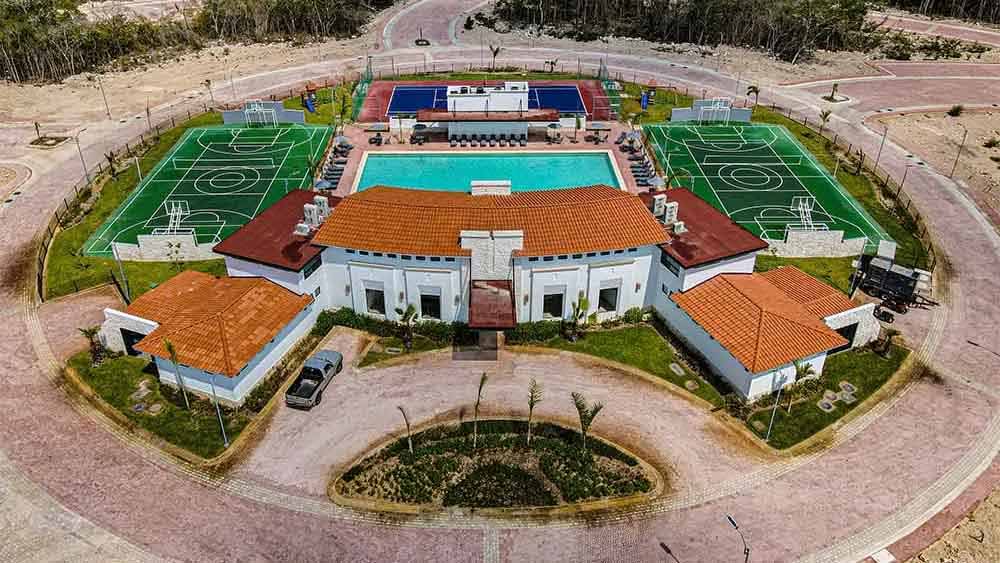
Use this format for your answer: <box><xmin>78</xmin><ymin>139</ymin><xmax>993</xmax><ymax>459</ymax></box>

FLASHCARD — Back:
<box><xmin>644</xmin><ymin>123</ymin><xmax>891</xmax><ymax>252</ymax></box>
<box><xmin>84</xmin><ymin>124</ymin><xmax>332</xmax><ymax>258</ymax></box>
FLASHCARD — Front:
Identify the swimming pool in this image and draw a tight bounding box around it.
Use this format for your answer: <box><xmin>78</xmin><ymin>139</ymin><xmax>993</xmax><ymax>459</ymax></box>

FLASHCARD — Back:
<box><xmin>353</xmin><ymin>151</ymin><xmax>623</xmax><ymax>192</ymax></box>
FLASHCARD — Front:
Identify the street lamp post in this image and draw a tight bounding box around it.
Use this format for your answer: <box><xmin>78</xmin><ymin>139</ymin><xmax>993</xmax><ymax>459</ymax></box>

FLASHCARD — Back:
<box><xmin>873</xmin><ymin>124</ymin><xmax>888</xmax><ymax>172</ymax></box>
<box><xmin>96</xmin><ymin>75</ymin><xmax>111</xmax><ymax>119</ymax></box>
<box><xmin>74</xmin><ymin>128</ymin><xmax>90</xmax><ymax>184</ymax></box>
<box><xmin>209</xmin><ymin>374</ymin><xmax>230</xmax><ymax>447</ymax></box>
<box><xmin>726</xmin><ymin>514</ymin><xmax>750</xmax><ymax>563</ymax></box>
<box><xmin>899</xmin><ymin>164</ymin><xmax>915</xmax><ymax>193</ymax></box>
<box><xmin>950</xmin><ymin>123</ymin><xmax>969</xmax><ymax>178</ymax></box>
<box><xmin>659</xmin><ymin>542</ymin><xmax>681</xmax><ymax>563</ymax></box>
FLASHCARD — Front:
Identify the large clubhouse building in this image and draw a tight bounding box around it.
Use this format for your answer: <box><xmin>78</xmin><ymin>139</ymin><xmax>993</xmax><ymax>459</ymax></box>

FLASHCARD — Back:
<box><xmin>101</xmin><ymin>186</ymin><xmax>879</xmax><ymax>404</ymax></box>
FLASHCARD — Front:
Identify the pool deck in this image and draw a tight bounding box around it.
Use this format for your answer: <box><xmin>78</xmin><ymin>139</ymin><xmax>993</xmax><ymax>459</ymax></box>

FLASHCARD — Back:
<box><xmin>326</xmin><ymin>122</ymin><xmax>644</xmax><ymax>198</ymax></box>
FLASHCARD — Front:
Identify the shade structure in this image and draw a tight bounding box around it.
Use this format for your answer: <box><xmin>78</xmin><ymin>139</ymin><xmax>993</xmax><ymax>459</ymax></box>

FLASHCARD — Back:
<box><xmin>314</xmin><ymin>180</ymin><xmax>333</xmax><ymax>189</ymax></box>
<box><xmin>333</xmin><ymin>135</ymin><xmax>351</xmax><ymax>146</ymax></box>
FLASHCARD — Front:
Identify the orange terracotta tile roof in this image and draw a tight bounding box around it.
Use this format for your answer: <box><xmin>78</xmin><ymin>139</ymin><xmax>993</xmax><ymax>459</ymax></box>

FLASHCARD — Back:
<box><xmin>126</xmin><ymin>271</ymin><xmax>312</xmax><ymax>377</ymax></box>
<box><xmin>312</xmin><ymin>185</ymin><xmax>668</xmax><ymax>257</ymax></box>
<box><xmin>671</xmin><ymin>272</ymin><xmax>849</xmax><ymax>374</ymax></box>
<box><xmin>760</xmin><ymin>266</ymin><xmax>858</xmax><ymax>318</ymax></box>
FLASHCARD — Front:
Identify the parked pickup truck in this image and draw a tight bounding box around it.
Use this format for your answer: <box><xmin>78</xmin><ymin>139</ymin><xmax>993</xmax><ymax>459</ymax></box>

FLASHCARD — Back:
<box><xmin>285</xmin><ymin>350</ymin><xmax>343</xmax><ymax>409</ymax></box>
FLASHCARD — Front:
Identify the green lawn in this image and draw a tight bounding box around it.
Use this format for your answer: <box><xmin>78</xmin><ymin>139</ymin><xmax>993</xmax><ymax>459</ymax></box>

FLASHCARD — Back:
<box><xmin>69</xmin><ymin>352</ymin><xmax>250</xmax><ymax>458</ymax></box>
<box><xmin>283</xmin><ymin>82</ymin><xmax>355</xmax><ymax>126</ymax></box>
<box><xmin>751</xmin><ymin>106</ymin><xmax>929</xmax><ymax>269</ymax></box>
<box><xmin>755</xmin><ymin>255</ymin><xmax>856</xmax><ymax>296</ymax></box>
<box><xmin>46</xmin><ymin>112</ymin><xmax>227</xmax><ymax>300</ymax></box>
<box><xmin>358</xmin><ymin>335</ymin><xmax>447</xmax><ymax>367</ymax></box>
<box><xmin>546</xmin><ymin>326</ymin><xmax>723</xmax><ymax>406</ymax></box>
<box><xmin>620</xmin><ymin>83</ymin><xmax>694</xmax><ymax>124</ymax></box>
<box><xmin>747</xmin><ymin>345</ymin><xmax>909</xmax><ymax>449</ymax></box>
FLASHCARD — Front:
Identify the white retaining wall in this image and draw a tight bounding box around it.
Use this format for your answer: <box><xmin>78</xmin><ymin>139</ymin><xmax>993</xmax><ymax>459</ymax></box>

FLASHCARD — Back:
<box><xmin>113</xmin><ymin>235</ymin><xmax>218</xmax><ymax>262</ymax></box>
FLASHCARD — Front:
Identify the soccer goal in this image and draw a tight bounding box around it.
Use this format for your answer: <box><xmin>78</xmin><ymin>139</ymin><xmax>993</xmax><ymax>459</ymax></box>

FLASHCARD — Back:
<box><xmin>244</xmin><ymin>100</ymin><xmax>278</xmax><ymax>128</ymax></box>
<box><xmin>152</xmin><ymin>200</ymin><xmax>194</xmax><ymax>236</ymax></box>
<box><xmin>697</xmin><ymin>98</ymin><xmax>733</xmax><ymax>125</ymax></box>
<box><xmin>784</xmin><ymin>196</ymin><xmax>829</xmax><ymax>236</ymax></box>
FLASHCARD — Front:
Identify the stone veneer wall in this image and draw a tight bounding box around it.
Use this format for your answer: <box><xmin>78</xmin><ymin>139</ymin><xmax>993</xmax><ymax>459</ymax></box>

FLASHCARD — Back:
<box><xmin>766</xmin><ymin>230</ymin><xmax>867</xmax><ymax>258</ymax></box>
<box><xmin>112</xmin><ymin>235</ymin><xmax>218</xmax><ymax>262</ymax></box>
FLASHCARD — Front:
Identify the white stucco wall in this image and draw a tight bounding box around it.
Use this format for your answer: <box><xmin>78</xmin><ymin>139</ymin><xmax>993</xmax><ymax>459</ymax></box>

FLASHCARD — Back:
<box><xmin>99</xmin><ymin>309</ymin><xmax>159</xmax><ymax>353</ymax></box>
<box><xmin>653</xmin><ymin>250</ymin><xmax>759</xmax><ymax>313</ymax></box>
<box><xmin>223</xmin><ymin>255</ymin><xmax>328</xmax><ymax>308</ymax></box>
<box><xmin>155</xmin><ymin>302</ymin><xmax>316</xmax><ymax>405</ymax></box>
<box><xmin>655</xmin><ymin>297</ymin><xmax>828</xmax><ymax>400</ymax></box>
<box><xmin>320</xmin><ymin>247</ymin><xmax>467</xmax><ymax>322</ymax></box>
<box><xmin>824</xmin><ymin>303</ymin><xmax>880</xmax><ymax>348</ymax></box>
<box><xmin>514</xmin><ymin>248</ymin><xmax>654</xmax><ymax>322</ymax></box>
<box><xmin>461</xmin><ymin>230</ymin><xmax>523</xmax><ymax>281</ymax></box>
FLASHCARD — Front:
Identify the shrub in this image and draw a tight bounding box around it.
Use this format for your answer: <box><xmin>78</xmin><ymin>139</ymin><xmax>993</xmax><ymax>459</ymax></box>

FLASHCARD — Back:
<box><xmin>983</xmin><ymin>138</ymin><xmax>999</xmax><ymax>149</ymax></box>
<box><xmin>317</xmin><ymin>307</ymin><xmax>473</xmax><ymax>346</ymax></box>
<box><xmin>443</xmin><ymin>463</ymin><xmax>556</xmax><ymax>507</ymax></box>
<box><xmin>622</xmin><ymin>307</ymin><xmax>644</xmax><ymax>325</ymax></box>
<box><xmin>947</xmin><ymin>105</ymin><xmax>964</xmax><ymax>117</ymax></box>
<box><xmin>504</xmin><ymin>320</ymin><xmax>562</xmax><ymax>344</ymax></box>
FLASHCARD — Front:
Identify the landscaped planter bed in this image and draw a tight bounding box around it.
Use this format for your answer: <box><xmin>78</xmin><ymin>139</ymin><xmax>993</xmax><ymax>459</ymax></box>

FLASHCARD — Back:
<box><xmin>333</xmin><ymin>419</ymin><xmax>660</xmax><ymax>511</ymax></box>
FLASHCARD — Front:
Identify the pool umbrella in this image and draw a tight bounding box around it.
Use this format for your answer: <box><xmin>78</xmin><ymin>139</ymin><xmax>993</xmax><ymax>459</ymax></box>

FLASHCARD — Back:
<box><xmin>626</xmin><ymin>131</ymin><xmax>642</xmax><ymax>145</ymax></box>
<box><xmin>334</xmin><ymin>135</ymin><xmax>351</xmax><ymax>146</ymax></box>
<box><xmin>314</xmin><ymin>179</ymin><xmax>333</xmax><ymax>189</ymax></box>
<box><xmin>649</xmin><ymin>176</ymin><xmax>666</xmax><ymax>190</ymax></box>
<box><xmin>412</xmin><ymin>123</ymin><xmax>428</xmax><ymax>130</ymax></box>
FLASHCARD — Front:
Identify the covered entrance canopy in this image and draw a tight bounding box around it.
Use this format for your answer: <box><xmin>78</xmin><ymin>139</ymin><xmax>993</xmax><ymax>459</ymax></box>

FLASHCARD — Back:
<box><xmin>468</xmin><ymin>280</ymin><xmax>516</xmax><ymax>329</ymax></box>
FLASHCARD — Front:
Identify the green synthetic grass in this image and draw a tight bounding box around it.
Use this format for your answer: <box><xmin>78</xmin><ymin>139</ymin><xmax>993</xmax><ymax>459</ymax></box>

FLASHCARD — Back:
<box><xmin>644</xmin><ymin>122</ymin><xmax>891</xmax><ymax>252</ymax></box>
<box><xmin>392</xmin><ymin>70</ymin><xmax>584</xmax><ymax>82</ymax></box>
<box><xmin>619</xmin><ymin>83</ymin><xmax>694</xmax><ymax>124</ymax></box>
<box><xmin>84</xmin><ymin>122</ymin><xmax>331</xmax><ymax>256</ymax></box>
<box><xmin>751</xmin><ymin>106</ymin><xmax>929</xmax><ymax>268</ymax></box>
<box><xmin>754</xmin><ymin>255</ymin><xmax>856</xmax><ymax>296</ymax></box>
<box><xmin>746</xmin><ymin>345</ymin><xmax>909</xmax><ymax>449</ymax></box>
<box><xmin>546</xmin><ymin>326</ymin><xmax>723</xmax><ymax>406</ymax></box>
<box><xmin>70</xmin><ymin>352</ymin><xmax>250</xmax><ymax>458</ymax></box>
<box><xmin>46</xmin><ymin>112</ymin><xmax>228</xmax><ymax>299</ymax></box>
<box><xmin>282</xmin><ymin>82</ymin><xmax>355</xmax><ymax>126</ymax></box>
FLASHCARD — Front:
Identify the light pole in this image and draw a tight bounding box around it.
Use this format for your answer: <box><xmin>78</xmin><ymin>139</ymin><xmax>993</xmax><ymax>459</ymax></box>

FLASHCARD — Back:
<box><xmin>873</xmin><ymin>123</ymin><xmax>888</xmax><ymax>172</ymax></box>
<box><xmin>134</xmin><ymin>156</ymin><xmax>142</xmax><ymax>182</ymax></box>
<box><xmin>96</xmin><ymin>75</ymin><xmax>111</xmax><ymax>119</ymax></box>
<box><xmin>967</xmin><ymin>339</ymin><xmax>1000</xmax><ymax>359</ymax></box>
<box><xmin>659</xmin><ymin>542</ymin><xmax>681</xmax><ymax>563</ymax></box>
<box><xmin>204</xmin><ymin>79</ymin><xmax>215</xmax><ymax>106</ymax></box>
<box><xmin>74</xmin><ymin>128</ymin><xmax>90</xmax><ymax>184</ymax></box>
<box><xmin>950</xmin><ymin>123</ymin><xmax>969</xmax><ymax>178</ymax></box>
<box><xmin>726</xmin><ymin>514</ymin><xmax>750</xmax><ymax>563</ymax></box>
<box><xmin>228</xmin><ymin>64</ymin><xmax>239</xmax><ymax>100</ymax></box>
<box><xmin>208</xmin><ymin>374</ymin><xmax>230</xmax><ymax>447</ymax></box>
<box><xmin>764</xmin><ymin>376</ymin><xmax>785</xmax><ymax>442</ymax></box>
<box><xmin>899</xmin><ymin>164</ymin><xmax>915</xmax><ymax>193</ymax></box>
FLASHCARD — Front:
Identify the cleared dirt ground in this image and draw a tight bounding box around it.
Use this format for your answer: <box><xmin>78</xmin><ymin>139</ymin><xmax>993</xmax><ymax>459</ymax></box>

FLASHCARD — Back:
<box><xmin>909</xmin><ymin>486</ymin><xmax>1000</xmax><ymax>562</ymax></box>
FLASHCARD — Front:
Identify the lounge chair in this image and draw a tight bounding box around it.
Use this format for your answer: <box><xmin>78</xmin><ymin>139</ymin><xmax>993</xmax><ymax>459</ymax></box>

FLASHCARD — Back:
<box><xmin>460</xmin><ymin>135</ymin><xmax>468</xmax><ymax>147</ymax></box>
<box><xmin>519</xmin><ymin>134</ymin><xmax>527</xmax><ymax>147</ymax></box>
<box><xmin>471</xmin><ymin>134</ymin><xmax>479</xmax><ymax>145</ymax></box>
<box><xmin>450</xmin><ymin>135</ymin><xmax>458</xmax><ymax>147</ymax></box>
<box><xmin>614</xmin><ymin>132</ymin><xmax>626</xmax><ymax>145</ymax></box>
<box><xmin>488</xmin><ymin>134</ymin><xmax>497</xmax><ymax>147</ymax></box>
<box><xmin>368</xmin><ymin>133</ymin><xmax>381</xmax><ymax>145</ymax></box>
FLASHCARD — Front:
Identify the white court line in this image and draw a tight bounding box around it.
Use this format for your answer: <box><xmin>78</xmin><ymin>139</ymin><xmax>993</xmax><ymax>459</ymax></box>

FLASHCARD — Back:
<box><xmin>145</xmin><ymin>129</ymin><xmax>210</xmax><ymax>229</ymax></box>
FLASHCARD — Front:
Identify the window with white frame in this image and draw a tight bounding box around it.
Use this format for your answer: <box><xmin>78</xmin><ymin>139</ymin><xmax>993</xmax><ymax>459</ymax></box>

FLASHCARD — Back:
<box><xmin>365</xmin><ymin>288</ymin><xmax>386</xmax><ymax>315</ymax></box>
<box><xmin>598</xmin><ymin>286</ymin><xmax>619</xmax><ymax>313</ymax></box>
<box><xmin>542</xmin><ymin>292</ymin><xmax>564</xmax><ymax>319</ymax></box>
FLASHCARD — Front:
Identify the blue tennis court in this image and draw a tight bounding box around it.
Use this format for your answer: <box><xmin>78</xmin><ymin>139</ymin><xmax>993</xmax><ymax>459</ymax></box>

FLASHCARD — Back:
<box><xmin>385</xmin><ymin>85</ymin><xmax>587</xmax><ymax>115</ymax></box>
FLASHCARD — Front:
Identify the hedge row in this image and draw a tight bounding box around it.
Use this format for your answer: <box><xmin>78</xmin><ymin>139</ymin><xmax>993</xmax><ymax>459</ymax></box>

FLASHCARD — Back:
<box><xmin>315</xmin><ymin>308</ymin><xmax>478</xmax><ymax>346</ymax></box>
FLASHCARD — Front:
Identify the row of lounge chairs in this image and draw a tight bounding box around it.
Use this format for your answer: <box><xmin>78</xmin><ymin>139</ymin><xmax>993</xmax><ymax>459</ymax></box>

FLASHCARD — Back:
<box><xmin>450</xmin><ymin>133</ymin><xmax>528</xmax><ymax>148</ymax></box>
<box><xmin>630</xmin><ymin>156</ymin><xmax>656</xmax><ymax>189</ymax></box>
<box><xmin>319</xmin><ymin>142</ymin><xmax>353</xmax><ymax>189</ymax></box>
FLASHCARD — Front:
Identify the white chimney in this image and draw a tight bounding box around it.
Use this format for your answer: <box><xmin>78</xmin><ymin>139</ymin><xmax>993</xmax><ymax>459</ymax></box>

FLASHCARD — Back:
<box><xmin>662</xmin><ymin>201</ymin><xmax>679</xmax><ymax>225</ymax></box>
<box><xmin>652</xmin><ymin>194</ymin><xmax>667</xmax><ymax>216</ymax></box>
<box><xmin>672</xmin><ymin>221</ymin><xmax>687</xmax><ymax>235</ymax></box>
<box><xmin>313</xmin><ymin>195</ymin><xmax>331</xmax><ymax>219</ymax></box>
<box><xmin>303</xmin><ymin>203</ymin><xmax>321</xmax><ymax>226</ymax></box>
<box><xmin>293</xmin><ymin>222</ymin><xmax>312</xmax><ymax>236</ymax></box>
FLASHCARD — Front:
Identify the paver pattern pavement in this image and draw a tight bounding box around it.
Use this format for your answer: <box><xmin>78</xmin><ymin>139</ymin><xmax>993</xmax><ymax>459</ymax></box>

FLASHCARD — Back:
<box><xmin>0</xmin><ymin>5</ymin><xmax>999</xmax><ymax>562</ymax></box>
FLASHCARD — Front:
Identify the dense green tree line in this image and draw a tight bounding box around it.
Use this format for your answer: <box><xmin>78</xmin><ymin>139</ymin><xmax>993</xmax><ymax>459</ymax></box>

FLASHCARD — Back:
<box><xmin>492</xmin><ymin>0</ymin><xmax>871</xmax><ymax>62</ymax></box>
<box><xmin>0</xmin><ymin>0</ymin><xmax>391</xmax><ymax>83</ymax></box>
<box><xmin>884</xmin><ymin>0</ymin><xmax>1000</xmax><ymax>24</ymax></box>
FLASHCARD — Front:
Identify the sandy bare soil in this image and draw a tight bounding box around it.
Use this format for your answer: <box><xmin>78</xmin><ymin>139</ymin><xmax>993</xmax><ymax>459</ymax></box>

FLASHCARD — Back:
<box><xmin>80</xmin><ymin>0</ymin><xmax>202</xmax><ymax>21</ymax></box>
<box><xmin>875</xmin><ymin>111</ymin><xmax>1000</xmax><ymax>222</ymax></box>
<box><xmin>0</xmin><ymin>37</ymin><xmax>369</xmax><ymax>125</ymax></box>
<box><xmin>908</xmin><ymin>485</ymin><xmax>1000</xmax><ymax>562</ymax></box>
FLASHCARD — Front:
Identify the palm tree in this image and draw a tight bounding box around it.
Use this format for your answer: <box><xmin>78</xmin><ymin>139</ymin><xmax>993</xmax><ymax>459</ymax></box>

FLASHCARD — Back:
<box><xmin>789</xmin><ymin>361</ymin><xmax>816</xmax><ymax>413</ymax></box>
<box><xmin>570</xmin><ymin>392</ymin><xmax>604</xmax><ymax>452</ymax></box>
<box><xmin>745</xmin><ymin>84</ymin><xmax>760</xmax><ymax>107</ymax></box>
<box><xmin>78</xmin><ymin>327</ymin><xmax>104</xmax><ymax>366</ymax></box>
<box><xmin>397</xmin><ymin>405</ymin><xmax>413</xmax><ymax>454</ymax></box>
<box><xmin>824</xmin><ymin>82</ymin><xmax>839</xmax><ymax>102</ymax></box>
<box><xmin>567</xmin><ymin>293</ymin><xmax>590</xmax><ymax>341</ymax></box>
<box><xmin>489</xmin><ymin>45</ymin><xmax>502</xmax><ymax>71</ymax></box>
<box><xmin>394</xmin><ymin>303</ymin><xmax>418</xmax><ymax>351</ymax></box>
<box><xmin>164</xmin><ymin>339</ymin><xmax>190</xmax><ymax>409</ymax></box>
<box><xmin>526</xmin><ymin>378</ymin><xmax>543</xmax><ymax>446</ymax></box>
<box><xmin>818</xmin><ymin>109</ymin><xmax>832</xmax><ymax>135</ymax></box>
<box><xmin>473</xmin><ymin>372</ymin><xmax>488</xmax><ymax>448</ymax></box>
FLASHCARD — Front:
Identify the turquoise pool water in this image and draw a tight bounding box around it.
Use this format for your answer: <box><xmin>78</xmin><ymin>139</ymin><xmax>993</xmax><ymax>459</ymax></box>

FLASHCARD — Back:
<box><xmin>355</xmin><ymin>152</ymin><xmax>621</xmax><ymax>192</ymax></box>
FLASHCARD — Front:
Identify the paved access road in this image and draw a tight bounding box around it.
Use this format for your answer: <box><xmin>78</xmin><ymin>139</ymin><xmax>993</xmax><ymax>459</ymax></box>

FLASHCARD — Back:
<box><xmin>0</xmin><ymin>4</ymin><xmax>999</xmax><ymax>562</ymax></box>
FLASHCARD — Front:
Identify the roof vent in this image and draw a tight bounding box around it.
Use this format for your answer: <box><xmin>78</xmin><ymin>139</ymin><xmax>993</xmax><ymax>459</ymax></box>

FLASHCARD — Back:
<box><xmin>313</xmin><ymin>195</ymin><xmax>331</xmax><ymax>218</ymax></box>
<box><xmin>672</xmin><ymin>221</ymin><xmax>687</xmax><ymax>235</ymax></box>
<box><xmin>293</xmin><ymin>223</ymin><xmax>312</xmax><ymax>237</ymax></box>
<box><xmin>303</xmin><ymin>202</ymin><xmax>329</xmax><ymax>226</ymax></box>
